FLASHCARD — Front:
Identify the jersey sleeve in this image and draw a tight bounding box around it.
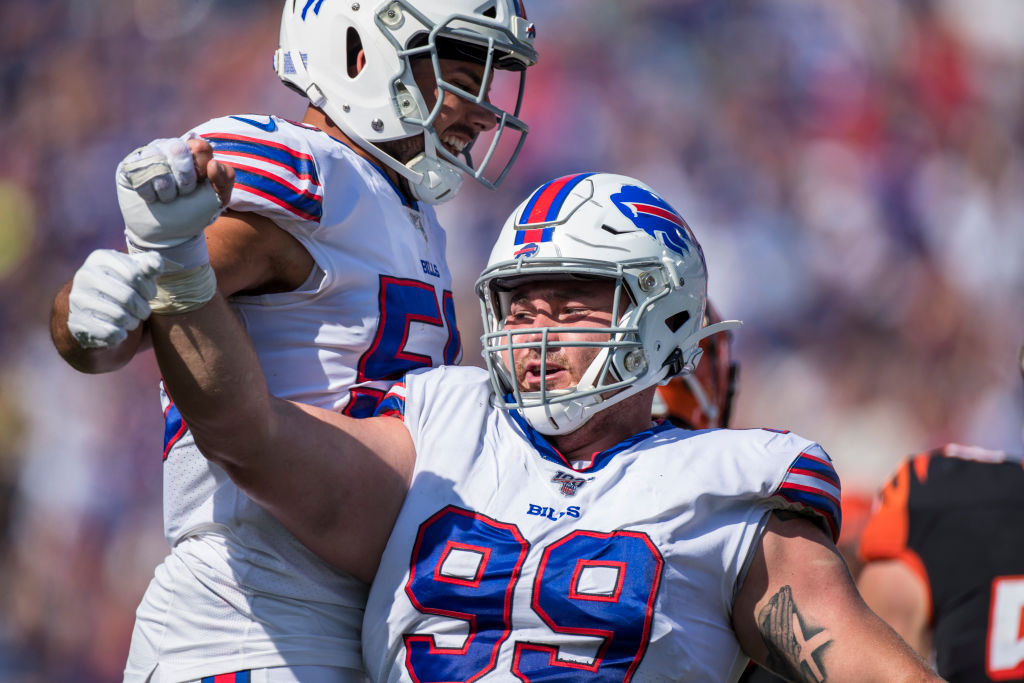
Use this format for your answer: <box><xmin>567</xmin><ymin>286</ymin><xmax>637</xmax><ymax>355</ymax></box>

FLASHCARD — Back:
<box><xmin>374</xmin><ymin>380</ymin><xmax>409</xmax><ymax>420</ymax></box>
<box><xmin>189</xmin><ymin>115</ymin><xmax>326</xmax><ymax>234</ymax></box>
<box><xmin>857</xmin><ymin>451</ymin><xmax>931</xmax><ymax>563</ymax></box>
<box><xmin>768</xmin><ymin>441</ymin><xmax>843</xmax><ymax>543</ymax></box>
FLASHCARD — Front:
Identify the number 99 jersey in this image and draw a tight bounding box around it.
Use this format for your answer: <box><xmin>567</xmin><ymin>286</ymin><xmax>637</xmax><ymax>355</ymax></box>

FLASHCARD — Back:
<box><xmin>365</xmin><ymin>365</ymin><xmax>842</xmax><ymax>682</ymax></box>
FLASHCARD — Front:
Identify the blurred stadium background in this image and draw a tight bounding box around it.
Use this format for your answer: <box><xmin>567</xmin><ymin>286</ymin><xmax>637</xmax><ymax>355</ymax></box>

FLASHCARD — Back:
<box><xmin>1</xmin><ymin>0</ymin><xmax>1023</xmax><ymax>678</ymax></box>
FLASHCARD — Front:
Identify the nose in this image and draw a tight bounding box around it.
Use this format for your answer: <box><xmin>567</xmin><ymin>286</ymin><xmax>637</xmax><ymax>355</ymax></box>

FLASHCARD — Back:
<box><xmin>464</xmin><ymin>98</ymin><xmax>497</xmax><ymax>133</ymax></box>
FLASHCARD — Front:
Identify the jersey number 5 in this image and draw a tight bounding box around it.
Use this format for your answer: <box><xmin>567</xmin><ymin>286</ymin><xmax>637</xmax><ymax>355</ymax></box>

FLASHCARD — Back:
<box><xmin>988</xmin><ymin>575</ymin><xmax>1024</xmax><ymax>680</ymax></box>
<box><xmin>345</xmin><ymin>275</ymin><xmax>460</xmax><ymax>417</ymax></box>
<box><xmin>403</xmin><ymin>506</ymin><xmax>663</xmax><ymax>682</ymax></box>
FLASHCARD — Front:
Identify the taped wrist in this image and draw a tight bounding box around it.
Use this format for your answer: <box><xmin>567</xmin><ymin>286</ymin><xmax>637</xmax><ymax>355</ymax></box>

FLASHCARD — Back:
<box><xmin>127</xmin><ymin>234</ymin><xmax>216</xmax><ymax>314</ymax></box>
<box><xmin>148</xmin><ymin>264</ymin><xmax>217</xmax><ymax>314</ymax></box>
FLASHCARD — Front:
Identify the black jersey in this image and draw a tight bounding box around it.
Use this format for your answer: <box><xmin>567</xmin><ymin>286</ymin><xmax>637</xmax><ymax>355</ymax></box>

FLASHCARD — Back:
<box><xmin>859</xmin><ymin>444</ymin><xmax>1024</xmax><ymax>682</ymax></box>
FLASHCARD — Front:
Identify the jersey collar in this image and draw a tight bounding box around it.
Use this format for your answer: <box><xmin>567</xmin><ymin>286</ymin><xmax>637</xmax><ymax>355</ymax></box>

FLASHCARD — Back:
<box><xmin>507</xmin><ymin>406</ymin><xmax>678</xmax><ymax>473</ymax></box>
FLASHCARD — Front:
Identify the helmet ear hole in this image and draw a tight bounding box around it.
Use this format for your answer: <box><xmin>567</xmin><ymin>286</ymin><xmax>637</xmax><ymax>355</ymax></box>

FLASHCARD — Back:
<box><xmin>346</xmin><ymin>27</ymin><xmax>363</xmax><ymax>78</ymax></box>
<box><xmin>665</xmin><ymin>310</ymin><xmax>691</xmax><ymax>334</ymax></box>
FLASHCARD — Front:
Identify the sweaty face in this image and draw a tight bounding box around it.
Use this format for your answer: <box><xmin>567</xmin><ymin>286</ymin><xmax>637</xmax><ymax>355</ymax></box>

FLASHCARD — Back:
<box><xmin>501</xmin><ymin>280</ymin><xmax>617</xmax><ymax>393</ymax></box>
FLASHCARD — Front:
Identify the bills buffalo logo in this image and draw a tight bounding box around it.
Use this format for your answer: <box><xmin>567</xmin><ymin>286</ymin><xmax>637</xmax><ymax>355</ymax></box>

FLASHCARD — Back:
<box><xmin>513</xmin><ymin>242</ymin><xmax>539</xmax><ymax>259</ymax></box>
<box><xmin>552</xmin><ymin>471</ymin><xmax>587</xmax><ymax>497</ymax></box>
<box><xmin>610</xmin><ymin>185</ymin><xmax>693</xmax><ymax>256</ymax></box>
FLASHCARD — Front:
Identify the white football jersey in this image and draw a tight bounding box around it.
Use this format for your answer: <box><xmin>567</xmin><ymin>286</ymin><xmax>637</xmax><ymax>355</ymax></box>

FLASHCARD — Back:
<box><xmin>364</xmin><ymin>366</ymin><xmax>842</xmax><ymax>682</ymax></box>
<box><xmin>138</xmin><ymin>114</ymin><xmax>461</xmax><ymax>677</ymax></box>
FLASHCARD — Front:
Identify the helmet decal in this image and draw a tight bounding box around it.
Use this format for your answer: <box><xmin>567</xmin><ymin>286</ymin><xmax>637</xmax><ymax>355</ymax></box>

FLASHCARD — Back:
<box><xmin>513</xmin><ymin>243</ymin><xmax>539</xmax><ymax>259</ymax></box>
<box><xmin>611</xmin><ymin>185</ymin><xmax>692</xmax><ymax>256</ymax></box>
<box><xmin>514</xmin><ymin>172</ymin><xmax>595</xmax><ymax>245</ymax></box>
<box><xmin>300</xmin><ymin>0</ymin><xmax>325</xmax><ymax>20</ymax></box>
<box><xmin>512</xmin><ymin>1</ymin><xmax>536</xmax><ymax>38</ymax></box>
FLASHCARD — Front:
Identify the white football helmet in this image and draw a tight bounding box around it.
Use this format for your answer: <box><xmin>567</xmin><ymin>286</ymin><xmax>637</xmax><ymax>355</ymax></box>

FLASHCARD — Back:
<box><xmin>275</xmin><ymin>0</ymin><xmax>537</xmax><ymax>204</ymax></box>
<box><xmin>476</xmin><ymin>172</ymin><xmax>741</xmax><ymax>435</ymax></box>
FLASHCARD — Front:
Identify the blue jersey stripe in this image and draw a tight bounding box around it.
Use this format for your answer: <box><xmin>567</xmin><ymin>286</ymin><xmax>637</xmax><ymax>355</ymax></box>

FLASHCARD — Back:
<box><xmin>790</xmin><ymin>451</ymin><xmax>841</xmax><ymax>488</ymax></box>
<box><xmin>374</xmin><ymin>391</ymin><xmax>407</xmax><ymax>419</ymax></box>
<box><xmin>231</xmin><ymin>165</ymin><xmax>323</xmax><ymax>221</ymax></box>
<box><xmin>204</xmin><ymin>133</ymin><xmax>320</xmax><ymax>183</ymax></box>
<box><xmin>201</xmin><ymin>672</ymin><xmax>250</xmax><ymax>683</ymax></box>
<box><xmin>776</xmin><ymin>486</ymin><xmax>842</xmax><ymax>542</ymax></box>
<box><xmin>162</xmin><ymin>401</ymin><xmax>186</xmax><ymax>460</ymax></box>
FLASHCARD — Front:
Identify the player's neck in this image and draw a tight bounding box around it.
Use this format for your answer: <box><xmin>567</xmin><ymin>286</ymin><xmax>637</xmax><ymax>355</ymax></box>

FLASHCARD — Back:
<box><xmin>302</xmin><ymin>105</ymin><xmax>415</xmax><ymax>203</ymax></box>
<box><xmin>547</xmin><ymin>389</ymin><xmax>657</xmax><ymax>463</ymax></box>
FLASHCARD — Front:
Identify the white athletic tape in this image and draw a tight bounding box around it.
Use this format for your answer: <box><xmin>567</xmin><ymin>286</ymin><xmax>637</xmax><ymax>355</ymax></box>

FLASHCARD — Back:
<box><xmin>126</xmin><ymin>234</ymin><xmax>215</xmax><ymax>314</ymax></box>
<box><xmin>126</xmin><ymin>233</ymin><xmax>209</xmax><ymax>272</ymax></box>
<box><xmin>149</xmin><ymin>263</ymin><xmax>217</xmax><ymax>315</ymax></box>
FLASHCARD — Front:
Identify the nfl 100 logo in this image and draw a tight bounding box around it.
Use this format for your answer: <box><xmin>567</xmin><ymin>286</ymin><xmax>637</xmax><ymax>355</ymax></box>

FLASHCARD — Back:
<box><xmin>551</xmin><ymin>471</ymin><xmax>587</xmax><ymax>497</ymax></box>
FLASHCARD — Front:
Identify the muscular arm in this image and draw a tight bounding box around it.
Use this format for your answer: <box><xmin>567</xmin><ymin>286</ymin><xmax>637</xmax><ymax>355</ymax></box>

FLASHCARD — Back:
<box><xmin>149</xmin><ymin>294</ymin><xmax>414</xmax><ymax>583</ymax></box>
<box><xmin>49</xmin><ymin>208</ymin><xmax>313</xmax><ymax>373</ymax></box>
<box><xmin>857</xmin><ymin>559</ymin><xmax>932</xmax><ymax>657</ymax></box>
<box><xmin>732</xmin><ymin>511</ymin><xmax>941</xmax><ymax>682</ymax></box>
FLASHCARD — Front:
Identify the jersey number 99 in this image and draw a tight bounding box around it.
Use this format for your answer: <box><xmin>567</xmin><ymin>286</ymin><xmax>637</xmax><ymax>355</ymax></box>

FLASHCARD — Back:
<box><xmin>404</xmin><ymin>506</ymin><xmax>663</xmax><ymax>682</ymax></box>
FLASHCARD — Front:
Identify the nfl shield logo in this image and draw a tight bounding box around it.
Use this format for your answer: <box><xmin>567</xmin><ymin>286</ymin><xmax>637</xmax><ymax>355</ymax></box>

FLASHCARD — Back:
<box><xmin>551</xmin><ymin>471</ymin><xmax>587</xmax><ymax>497</ymax></box>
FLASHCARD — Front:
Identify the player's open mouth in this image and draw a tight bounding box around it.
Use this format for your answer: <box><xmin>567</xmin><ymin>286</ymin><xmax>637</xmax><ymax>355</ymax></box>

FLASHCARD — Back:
<box><xmin>522</xmin><ymin>362</ymin><xmax>569</xmax><ymax>389</ymax></box>
<box><xmin>442</xmin><ymin>134</ymin><xmax>468</xmax><ymax>156</ymax></box>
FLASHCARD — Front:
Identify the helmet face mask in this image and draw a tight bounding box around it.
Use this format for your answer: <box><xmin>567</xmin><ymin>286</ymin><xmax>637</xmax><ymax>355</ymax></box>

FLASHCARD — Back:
<box><xmin>483</xmin><ymin>267</ymin><xmax>655</xmax><ymax>428</ymax></box>
<box><xmin>476</xmin><ymin>172</ymin><xmax>738</xmax><ymax>435</ymax></box>
<box><xmin>276</xmin><ymin>0</ymin><xmax>537</xmax><ymax>203</ymax></box>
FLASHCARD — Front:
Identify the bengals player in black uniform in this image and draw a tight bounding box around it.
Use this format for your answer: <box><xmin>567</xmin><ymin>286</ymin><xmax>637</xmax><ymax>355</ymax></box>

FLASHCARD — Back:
<box><xmin>856</xmin><ymin>347</ymin><xmax>1024</xmax><ymax>682</ymax></box>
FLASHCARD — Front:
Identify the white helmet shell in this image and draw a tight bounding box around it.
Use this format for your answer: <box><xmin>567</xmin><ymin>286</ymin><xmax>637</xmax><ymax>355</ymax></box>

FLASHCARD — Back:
<box><xmin>476</xmin><ymin>172</ymin><xmax>741</xmax><ymax>435</ymax></box>
<box><xmin>275</xmin><ymin>0</ymin><xmax>538</xmax><ymax>204</ymax></box>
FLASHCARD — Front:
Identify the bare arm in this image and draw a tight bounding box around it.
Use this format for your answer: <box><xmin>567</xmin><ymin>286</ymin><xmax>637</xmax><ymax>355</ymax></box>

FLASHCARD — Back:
<box><xmin>149</xmin><ymin>294</ymin><xmax>414</xmax><ymax>583</ymax></box>
<box><xmin>732</xmin><ymin>511</ymin><xmax>942</xmax><ymax>682</ymax></box>
<box><xmin>857</xmin><ymin>559</ymin><xmax>932</xmax><ymax>657</ymax></box>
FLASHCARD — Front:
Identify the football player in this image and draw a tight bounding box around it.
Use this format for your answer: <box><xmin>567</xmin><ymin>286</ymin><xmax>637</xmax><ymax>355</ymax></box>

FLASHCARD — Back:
<box><xmin>132</xmin><ymin>169</ymin><xmax>941</xmax><ymax>681</ymax></box>
<box><xmin>857</xmin><ymin>350</ymin><xmax>1024</xmax><ymax>682</ymax></box>
<box><xmin>48</xmin><ymin>2</ymin><xmax>537</xmax><ymax>681</ymax></box>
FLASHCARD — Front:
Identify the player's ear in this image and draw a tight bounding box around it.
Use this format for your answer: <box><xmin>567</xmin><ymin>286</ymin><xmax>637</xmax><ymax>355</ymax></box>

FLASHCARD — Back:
<box><xmin>345</xmin><ymin>25</ymin><xmax>365</xmax><ymax>78</ymax></box>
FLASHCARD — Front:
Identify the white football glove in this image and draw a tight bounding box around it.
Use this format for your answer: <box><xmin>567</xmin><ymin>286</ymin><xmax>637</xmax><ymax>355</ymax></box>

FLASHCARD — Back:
<box><xmin>67</xmin><ymin>249</ymin><xmax>164</xmax><ymax>349</ymax></box>
<box><xmin>116</xmin><ymin>135</ymin><xmax>221</xmax><ymax>249</ymax></box>
<box><xmin>116</xmin><ymin>135</ymin><xmax>226</xmax><ymax>314</ymax></box>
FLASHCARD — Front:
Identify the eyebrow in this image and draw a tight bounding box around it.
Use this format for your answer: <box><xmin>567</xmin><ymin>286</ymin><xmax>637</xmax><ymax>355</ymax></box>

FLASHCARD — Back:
<box><xmin>509</xmin><ymin>285</ymin><xmax>606</xmax><ymax>307</ymax></box>
<box><xmin>450</xmin><ymin>64</ymin><xmax>484</xmax><ymax>89</ymax></box>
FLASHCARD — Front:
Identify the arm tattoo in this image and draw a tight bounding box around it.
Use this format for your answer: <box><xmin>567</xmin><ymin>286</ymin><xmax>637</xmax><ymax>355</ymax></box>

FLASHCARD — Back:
<box><xmin>758</xmin><ymin>585</ymin><xmax>832</xmax><ymax>682</ymax></box>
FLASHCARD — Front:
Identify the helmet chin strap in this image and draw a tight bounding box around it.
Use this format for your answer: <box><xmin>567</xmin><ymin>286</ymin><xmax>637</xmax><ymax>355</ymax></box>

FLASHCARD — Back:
<box><xmin>520</xmin><ymin>347</ymin><xmax>613</xmax><ymax>436</ymax></box>
<box><xmin>406</xmin><ymin>153</ymin><xmax>463</xmax><ymax>204</ymax></box>
<box><xmin>520</xmin><ymin>344</ymin><xmax>652</xmax><ymax>436</ymax></box>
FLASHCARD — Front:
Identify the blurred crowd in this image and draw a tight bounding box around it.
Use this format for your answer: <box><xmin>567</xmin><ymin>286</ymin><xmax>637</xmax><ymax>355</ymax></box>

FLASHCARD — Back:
<box><xmin>1</xmin><ymin>0</ymin><xmax>1022</xmax><ymax>679</ymax></box>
